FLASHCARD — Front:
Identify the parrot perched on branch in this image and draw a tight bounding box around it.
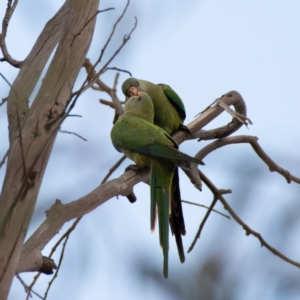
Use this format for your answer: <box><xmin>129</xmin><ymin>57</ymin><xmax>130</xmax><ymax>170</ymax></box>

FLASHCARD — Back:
<box><xmin>110</xmin><ymin>92</ymin><xmax>203</xmax><ymax>278</ymax></box>
<box><xmin>122</xmin><ymin>77</ymin><xmax>194</xmax><ymax>265</ymax></box>
<box><xmin>122</xmin><ymin>78</ymin><xmax>187</xmax><ymax>134</ymax></box>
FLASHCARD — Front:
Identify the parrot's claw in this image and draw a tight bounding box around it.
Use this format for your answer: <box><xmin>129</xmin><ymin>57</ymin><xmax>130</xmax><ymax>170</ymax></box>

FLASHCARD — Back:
<box><xmin>125</xmin><ymin>164</ymin><xmax>150</xmax><ymax>173</ymax></box>
<box><xmin>125</xmin><ymin>164</ymin><xmax>141</xmax><ymax>173</ymax></box>
<box><xmin>178</xmin><ymin>124</ymin><xmax>192</xmax><ymax>136</ymax></box>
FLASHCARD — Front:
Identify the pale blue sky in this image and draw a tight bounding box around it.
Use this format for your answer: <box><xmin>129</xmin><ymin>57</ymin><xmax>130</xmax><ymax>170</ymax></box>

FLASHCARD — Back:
<box><xmin>1</xmin><ymin>1</ymin><xmax>300</xmax><ymax>299</ymax></box>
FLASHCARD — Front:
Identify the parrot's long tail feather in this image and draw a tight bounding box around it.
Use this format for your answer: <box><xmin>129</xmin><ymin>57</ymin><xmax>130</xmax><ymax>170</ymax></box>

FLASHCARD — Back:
<box><xmin>170</xmin><ymin>167</ymin><xmax>186</xmax><ymax>263</ymax></box>
<box><xmin>150</xmin><ymin>160</ymin><xmax>174</xmax><ymax>279</ymax></box>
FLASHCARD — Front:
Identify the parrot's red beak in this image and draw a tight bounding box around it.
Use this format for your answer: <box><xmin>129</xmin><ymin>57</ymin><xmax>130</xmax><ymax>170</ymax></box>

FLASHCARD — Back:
<box><xmin>128</xmin><ymin>86</ymin><xmax>139</xmax><ymax>96</ymax></box>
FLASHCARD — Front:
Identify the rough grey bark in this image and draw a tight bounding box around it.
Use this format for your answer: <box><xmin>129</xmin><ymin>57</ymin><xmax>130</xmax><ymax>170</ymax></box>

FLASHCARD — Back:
<box><xmin>0</xmin><ymin>1</ymin><xmax>99</xmax><ymax>298</ymax></box>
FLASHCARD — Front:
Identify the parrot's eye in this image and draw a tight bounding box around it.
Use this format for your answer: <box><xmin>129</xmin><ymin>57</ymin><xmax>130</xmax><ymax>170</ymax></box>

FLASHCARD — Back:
<box><xmin>138</xmin><ymin>96</ymin><xmax>142</xmax><ymax>101</ymax></box>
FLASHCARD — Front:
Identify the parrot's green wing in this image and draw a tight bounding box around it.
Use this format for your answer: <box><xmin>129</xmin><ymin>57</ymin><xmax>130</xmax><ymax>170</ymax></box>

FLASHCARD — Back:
<box><xmin>159</xmin><ymin>84</ymin><xmax>186</xmax><ymax>121</ymax></box>
<box><xmin>135</xmin><ymin>144</ymin><xmax>203</xmax><ymax>166</ymax></box>
<box><xmin>112</xmin><ymin>115</ymin><xmax>204</xmax><ymax>166</ymax></box>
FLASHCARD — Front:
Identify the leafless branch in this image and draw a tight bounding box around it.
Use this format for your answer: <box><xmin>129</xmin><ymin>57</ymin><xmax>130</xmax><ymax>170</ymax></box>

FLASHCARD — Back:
<box><xmin>0</xmin><ymin>97</ymin><xmax>7</xmax><ymax>106</ymax></box>
<box><xmin>172</xmin><ymin>91</ymin><xmax>246</xmax><ymax>144</ymax></box>
<box><xmin>96</xmin><ymin>0</ymin><xmax>130</xmax><ymax>66</ymax></box>
<box><xmin>0</xmin><ymin>72</ymin><xmax>17</xmax><ymax>106</ymax></box>
<box><xmin>83</xmin><ymin>59</ymin><xmax>124</xmax><ymax>121</ymax></box>
<box><xmin>76</xmin><ymin>14</ymin><xmax>137</xmax><ymax>97</ymax></box>
<box><xmin>99</xmin><ymin>99</ymin><xmax>116</xmax><ymax>108</ymax></box>
<box><xmin>105</xmin><ymin>67</ymin><xmax>132</xmax><ymax>76</ymax></box>
<box><xmin>101</xmin><ymin>155</ymin><xmax>126</xmax><ymax>184</ymax></box>
<box><xmin>59</xmin><ymin>129</ymin><xmax>87</xmax><ymax>141</ymax></box>
<box><xmin>188</xmin><ymin>134</ymin><xmax>300</xmax><ymax>249</ymax></box>
<box><xmin>43</xmin><ymin>224</ymin><xmax>75</xmax><ymax>299</ymax></box>
<box><xmin>190</xmin><ymin>91</ymin><xmax>251</xmax><ymax>141</ymax></box>
<box><xmin>182</xmin><ymin>200</ymin><xmax>230</xmax><ymax>219</ymax></box>
<box><xmin>188</xmin><ymin>170</ymin><xmax>300</xmax><ymax>269</ymax></box>
<box><xmin>16</xmin><ymin>273</ymin><xmax>43</xmax><ymax>300</ymax></box>
<box><xmin>97</xmin><ymin>16</ymin><xmax>137</xmax><ymax>78</ymax></box>
<box><xmin>26</xmin><ymin>154</ymin><xmax>127</xmax><ymax>294</ymax></box>
<box><xmin>26</xmin><ymin>217</ymin><xmax>80</xmax><ymax>300</ymax></box>
<box><xmin>74</xmin><ymin>7</ymin><xmax>115</xmax><ymax>39</ymax></box>
<box><xmin>0</xmin><ymin>149</ymin><xmax>9</xmax><ymax>168</ymax></box>
<box><xmin>0</xmin><ymin>0</ymin><xmax>22</xmax><ymax>67</ymax></box>
<box><xmin>195</xmin><ymin>135</ymin><xmax>300</xmax><ymax>184</ymax></box>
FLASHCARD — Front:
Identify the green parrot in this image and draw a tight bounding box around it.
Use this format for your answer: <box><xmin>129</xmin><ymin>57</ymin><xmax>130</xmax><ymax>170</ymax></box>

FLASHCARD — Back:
<box><xmin>121</xmin><ymin>78</ymin><xmax>187</xmax><ymax>134</ymax></box>
<box><xmin>110</xmin><ymin>92</ymin><xmax>203</xmax><ymax>278</ymax></box>
<box><xmin>121</xmin><ymin>77</ymin><xmax>191</xmax><ymax>264</ymax></box>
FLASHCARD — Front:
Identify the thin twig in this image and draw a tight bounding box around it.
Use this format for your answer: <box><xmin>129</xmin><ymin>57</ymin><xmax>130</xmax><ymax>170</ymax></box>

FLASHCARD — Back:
<box><xmin>187</xmin><ymin>179</ymin><xmax>232</xmax><ymax>251</ymax></box>
<box><xmin>188</xmin><ymin>170</ymin><xmax>300</xmax><ymax>270</ymax></box>
<box><xmin>27</xmin><ymin>154</ymin><xmax>127</xmax><ymax>295</ymax></box>
<box><xmin>105</xmin><ymin>67</ymin><xmax>132</xmax><ymax>76</ymax></box>
<box><xmin>0</xmin><ymin>72</ymin><xmax>18</xmax><ymax>99</ymax></box>
<box><xmin>99</xmin><ymin>99</ymin><xmax>116</xmax><ymax>108</ymax></box>
<box><xmin>72</xmin><ymin>7</ymin><xmax>115</xmax><ymax>46</ymax></box>
<box><xmin>74</xmin><ymin>8</ymin><xmax>137</xmax><ymax>97</ymax></box>
<box><xmin>26</xmin><ymin>217</ymin><xmax>81</xmax><ymax>299</ymax></box>
<box><xmin>188</xmin><ymin>135</ymin><xmax>300</xmax><ymax>251</ymax></box>
<box><xmin>83</xmin><ymin>59</ymin><xmax>124</xmax><ymax>118</ymax></box>
<box><xmin>97</xmin><ymin>16</ymin><xmax>137</xmax><ymax>80</ymax></box>
<box><xmin>59</xmin><ymin>129</ymin><xmax>87</xmax><ymax>141</ymax></box>
<box><xmin>16</xmin><ymin>273</ymin><xmax>44</xmax><ymax>300</ymax></box>
<box><xmin>217</xmin><ymin>98</ymin><xmax>253</xmax><ymax>126</ymax></box>
<box><xmin>101</xmin><ymin>155</ymin><xmax>126</xmax><ymax>184</ymax></box>
<box><xmin>0</xmin><ymin>149</ymin><xmax>9</xmax><ymax>168</ymax></box>
<box><xmin>0</xmin><ymin>73</ymin><xmax>27</xmax><ymax>175</ymax></box>
<box><xmin>182</xmin><ymin>199</ymin><xmax>230</xmax><ymax>219</ymax></box>
<box><xmin>96</xmin><ymin>0</ymin><xmax>130</xmax><ymax>66</ymax></box>
<box><xmin>44</xmin><ymin>233</ymin><xmax>71</xmax><ymax>299</ymax></box>
<box><xmin>195</xmin><ymin>135</ymin><xmax>300</xmax><ymax>184</ymax></box>
<box><xmin>193</xmin><ymin>91</ymin><xmax>250</xmax><ymax>141</ymax></box>
<box><xmin>0</xmin><ymin>97</ymin><xmax>7</xmax><ymax>106</ymax></box>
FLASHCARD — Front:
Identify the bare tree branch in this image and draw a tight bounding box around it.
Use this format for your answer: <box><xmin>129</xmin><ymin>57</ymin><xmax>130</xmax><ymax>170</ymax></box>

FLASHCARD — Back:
<box><xmin>181</xmin><ymin>200</ymin><xmax>230</xmax><ymax>219</ymax></box>
<box><xmin>43</xmin><ymin>227</ymin><xmax>72</xmax><ymax>300</ymax></box>
<box><xmin>75</xmin><ymin>13</ymin><xmax>137</xmax><ymax>98</ymax></box>
<box><xmin>0</xmin><ymin>0</ymin><xmax>22</xmax><ymax>67</ymax></box>
<box><xmin>195</xmin><ymin>135</ymin><xmax>300</xmax><ymax>184</ymax></box>
<box><xmin>59</xmin><ymin>129</ymin><xmax>87</xmax><ymax>141</ymax></box>
<box><xmin>174</xmin><ymin>91</ymin><xmax>249</xmax><ymax>142</ymax></box>
<box><xmin>17</xmin><ymin>168</ymin><xmax>149</xmax><ymax>274</ymax></box>
<box><xmin>0</xmin><ymin>97</ymin><xmax>7</xmax><ymax>106</ymax></box>
<box><xmin>16</xmin><ymin>274</ymin><xmax>43</xmax><ymax>300</ymax></box>
<box><xmin>101</xmin><ymin>155</ymin><xmax>127</xmax><ymax>184</ymax></box>
<box><xmin>188</xmin><ymin>170</ymin><xmax>300</xmax><ymax>270</ymax></box>
<box><xmin>96</xmin><ymin>0</ymin><xmax>130</xmax><ymax>66</ymax></box>
<box><xmin>105</xmin><ymin>66</ymin><xmax>132</xmax><ymax>76</ymax></box>
<box><xmin>188</xmin><ymin>134</ymin><xmax>300</xmax><ymax>250</ymax></box>
<box><xmin>0</xmin><ymin>149</ymin><xmax>9</xmax><ymax>169</ymax></box>
<box><xmin>73</xmin><ymin>7</ymin><xmax>115</xmax><ymax>42</ymax></box>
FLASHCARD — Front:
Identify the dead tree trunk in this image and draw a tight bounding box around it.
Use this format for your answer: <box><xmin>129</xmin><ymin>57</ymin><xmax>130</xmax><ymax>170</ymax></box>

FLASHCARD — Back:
<box><xmin>0</xmin><ymin>1</ymin><xmax>99</xmax><ymax>298</ymax></box>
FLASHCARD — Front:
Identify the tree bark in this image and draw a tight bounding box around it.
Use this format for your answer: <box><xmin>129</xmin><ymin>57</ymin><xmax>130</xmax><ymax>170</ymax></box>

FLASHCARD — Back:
<box><xmin>0</xmin><ymin>1</ymin><xmax>99</xmax><ymax>298</ymax></box>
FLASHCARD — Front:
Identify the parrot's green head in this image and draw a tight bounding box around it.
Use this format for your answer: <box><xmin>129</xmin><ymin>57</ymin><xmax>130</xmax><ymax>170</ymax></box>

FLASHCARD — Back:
<box><xmin>122</xmin><ymin>77</ymin><xmax>140</xmax><ymax>98</ymax></box>
<box><xmin>124</xmin><ymin>92</ymin><xmax>154</xmax><ymax>123</ymax></box>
